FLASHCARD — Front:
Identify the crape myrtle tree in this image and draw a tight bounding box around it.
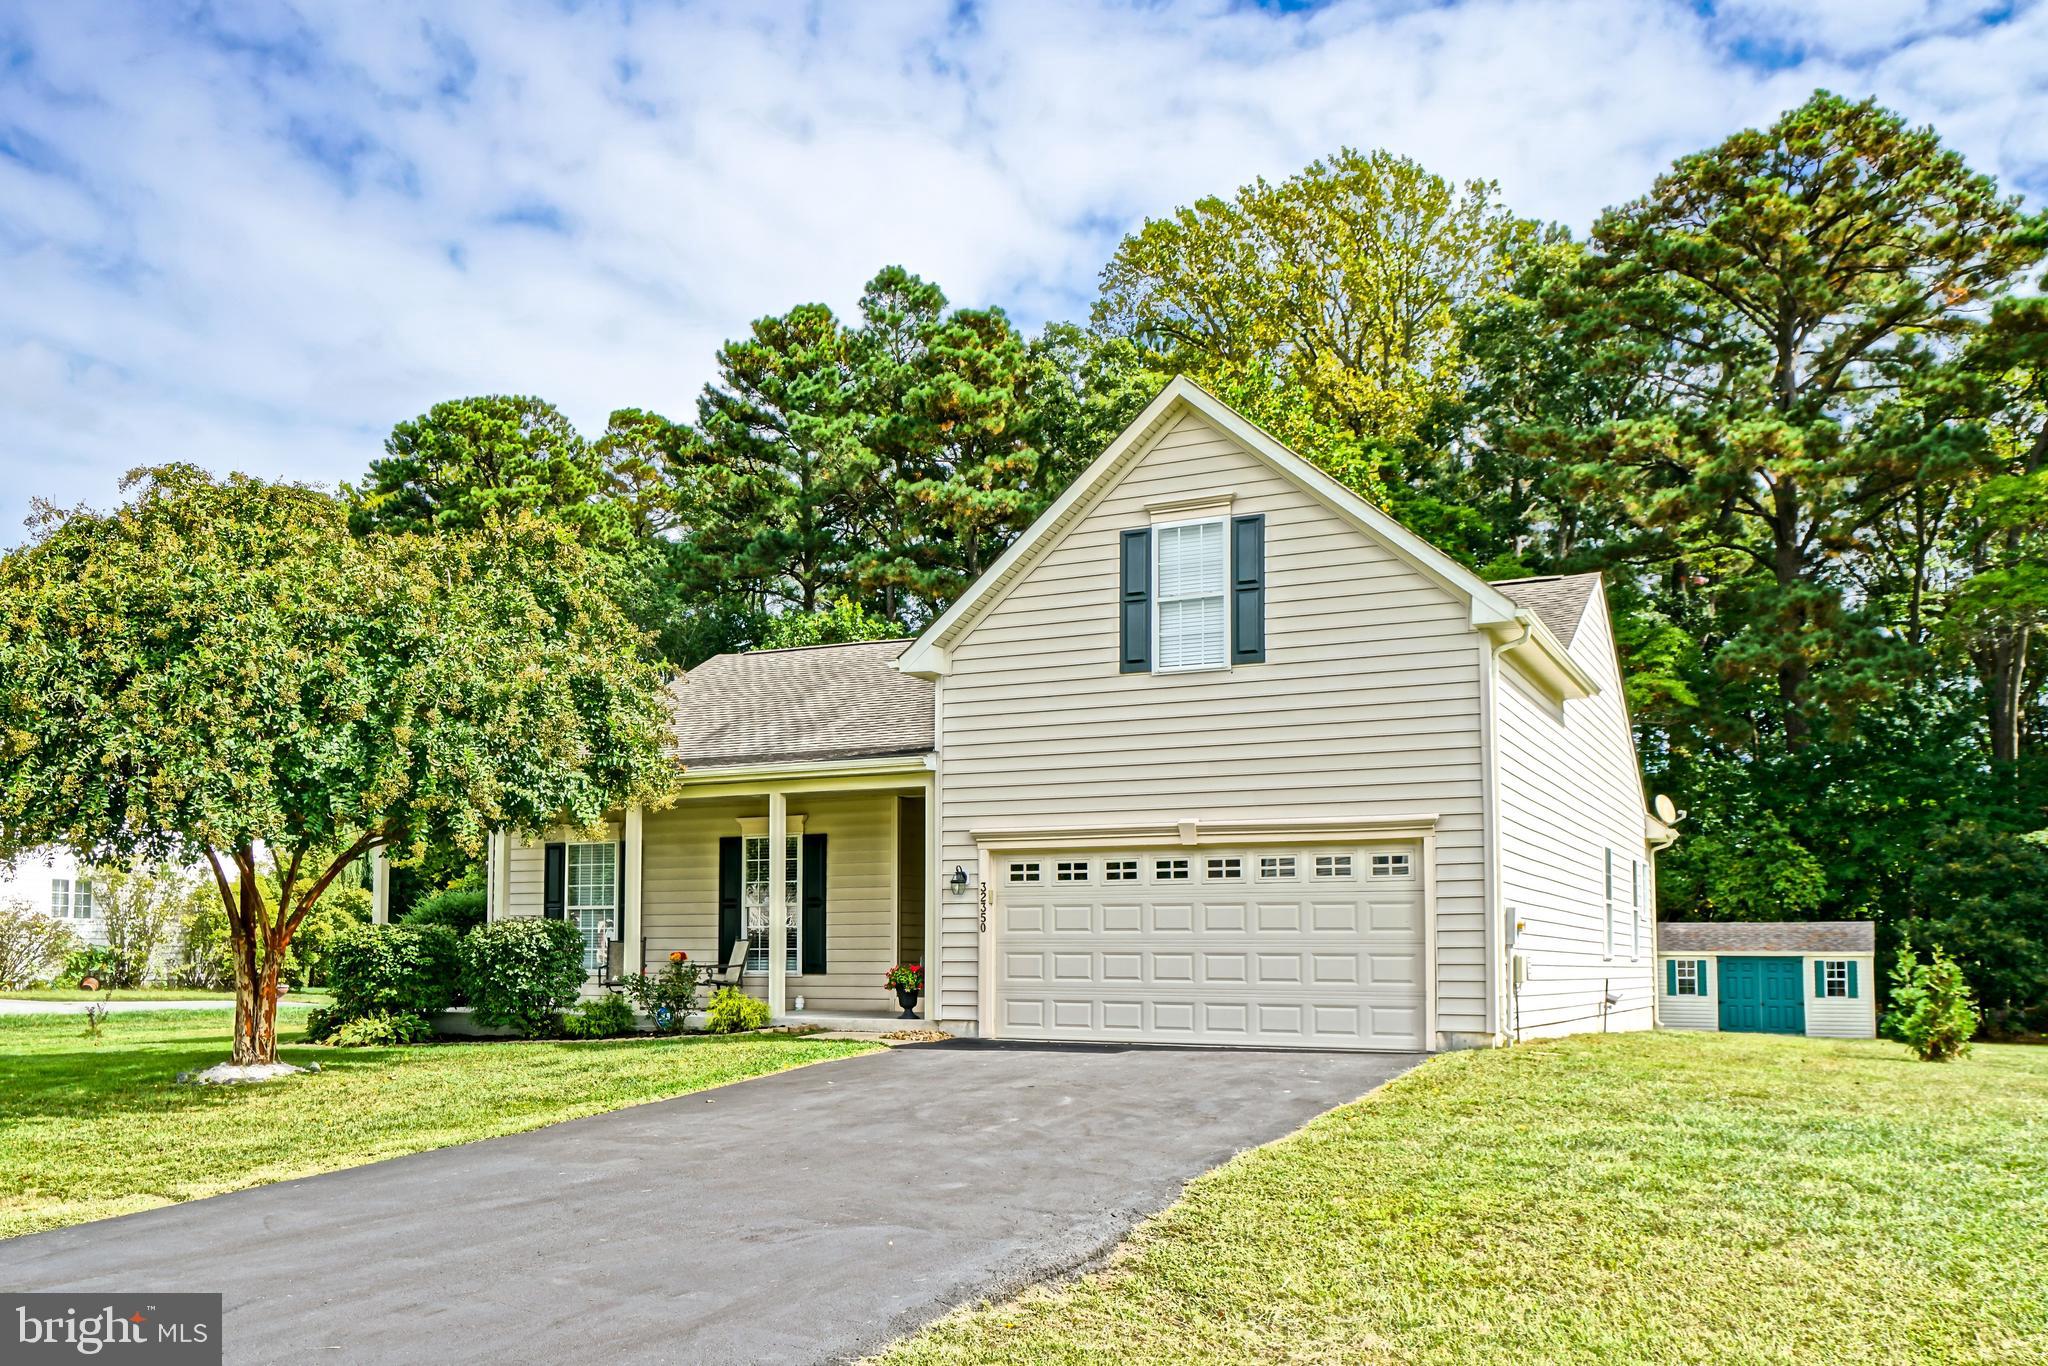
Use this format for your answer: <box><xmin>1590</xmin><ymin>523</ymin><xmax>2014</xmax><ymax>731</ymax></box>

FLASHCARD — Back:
<box><xmin>0</xmin><ymin>467</ymin><xmax>676</xmax><ymax>1065</ymax></box>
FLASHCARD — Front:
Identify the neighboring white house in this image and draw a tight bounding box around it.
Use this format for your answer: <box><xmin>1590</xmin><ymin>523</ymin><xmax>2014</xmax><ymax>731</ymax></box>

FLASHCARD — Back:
<box><xmin>489</xmin><ymin>378</ymin><xmax>1676</xmax><ymax>1052</ymax></box>
<box><xmin>1656</xmin><ymin>921</ymin><xmax>1877</xmax><ymax>1039</ymax></box>
<box><xmin>0</xmin><ymin>847</ymin><xmax>107</xmax><ymax>948</ymax></box>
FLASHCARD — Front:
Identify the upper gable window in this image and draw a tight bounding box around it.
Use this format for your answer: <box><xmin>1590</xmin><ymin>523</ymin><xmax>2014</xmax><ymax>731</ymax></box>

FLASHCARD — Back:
<box><xmin>1154</xmin><ymin>519</ymin><xmax>1228</xmax><ymax>672</ymax></box>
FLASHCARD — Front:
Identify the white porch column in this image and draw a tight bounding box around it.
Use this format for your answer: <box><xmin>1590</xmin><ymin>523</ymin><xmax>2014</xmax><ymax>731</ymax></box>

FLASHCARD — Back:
<box><xmin>370</xmin><ymin>848</ymin><xmax>391</xmax><ymax>924</ymax></box>
<box><xmin>767</xmin><ymin>790</ymin><xmax>788</xmax><ymax>1016</ymax></box>
<box><xmin>623</xmin><ymin>804</ymin><xmax>644</xmax><ymax>977</ymax></box>
<box><xmin>490</xmin><ymin>830</ymin><xmax>511</xmax><ymax>923</ymax></box>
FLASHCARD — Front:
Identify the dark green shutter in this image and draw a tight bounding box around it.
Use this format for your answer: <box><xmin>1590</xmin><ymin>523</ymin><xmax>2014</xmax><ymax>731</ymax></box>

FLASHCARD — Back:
<box><xmin>1847</xmin><ymin>960</ymin><xmax>1858</xmax><ymax>998</ymax></box>
<box><xmin>717</xmin><ymin>836</ymin><xmax>742</xmax><ymax>967</ymax></box>
<box><xmin>1698</xmin><ymin>960</ymin><xmax>1710</xmax><ymax>996</ymax></box>
<box><xmin>1119</xmin><ymin>527</ymin><xmax>1151</xmax><ymax>673</ymax></box>
<box><xmin>1666</xmin><ymin>959</ymin><xmax>1677</xmax><ymax>996</ymax></box>
<box><xmin>1814</xmin><ymin>960</ymin><xmax>1826</xmax><ymax>997</ymax></box>
<box><xmin>542</xmin><ymin>842</ymin><xmax>566</xmax><ymax>920</ymax></box>
<box><xmin>801</xmin><ymin>833</ymin><xmax>827</xmax><ymax>975</ymax></box>
<box><xmin>1230</xmin><ymin>513</ymin><xmax>1265</xmax><ymax>664</ymax></box>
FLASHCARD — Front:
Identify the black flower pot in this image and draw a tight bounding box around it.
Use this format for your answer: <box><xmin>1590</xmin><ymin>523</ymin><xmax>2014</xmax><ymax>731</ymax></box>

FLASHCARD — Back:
<box><xmin>894</xmin><ymin>987</ymin><xmax>920</xmax><ymax>1020</ymax></box>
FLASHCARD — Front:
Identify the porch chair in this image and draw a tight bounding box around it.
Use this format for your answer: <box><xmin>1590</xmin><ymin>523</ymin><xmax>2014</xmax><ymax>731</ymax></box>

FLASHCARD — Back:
<box><xmin>698</xmin><ymin>935</ymin><xmax>749</xmax><ymax>991</ymax></box>
<box><xmin>601</xmin><ymin>936</ymin><xmax>645</xmax><ymax>992</ymax></box>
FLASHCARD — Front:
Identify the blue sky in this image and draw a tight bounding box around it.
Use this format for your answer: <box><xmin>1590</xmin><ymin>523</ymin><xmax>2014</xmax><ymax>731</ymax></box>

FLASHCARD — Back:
<box><xmin>1</xmin><ymin>0</ymin><xmax>2042</xmax><ymax>542</ymax></box>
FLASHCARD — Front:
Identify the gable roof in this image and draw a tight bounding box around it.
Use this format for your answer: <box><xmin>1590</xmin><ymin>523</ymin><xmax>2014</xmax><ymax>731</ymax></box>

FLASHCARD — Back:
<box><xmin>1494</xmin><ymin>573</ymin><xmax>1602</xmax><ymax>648</ymax></box>
<box><xmin>1658</xmin><ymin>921</ymin><xmax>1876</xmax><ymax>954</ymax></box>
<box><xmin>666</xmin><ymin>640</ymin><xmax>933</xmax><ymax>769</ymax></box>
<box><xmin>895</xmin><ymin>377</ymin><xmax>1593</xmax><ymax>697</ymax></box>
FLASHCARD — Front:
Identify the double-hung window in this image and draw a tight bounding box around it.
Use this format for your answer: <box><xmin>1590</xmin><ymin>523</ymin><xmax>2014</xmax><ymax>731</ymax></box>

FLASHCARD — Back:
<box><xmin>566</xmin><ymin>843</ymin><xmax>617</xmax><ymax>974</ymax></box>
<box><xmin>50</xmin><ymin>878</ymin><xmax>70</xmax><ymax>919</ymax></box>
<box><xmin>743</xmin><ymin>833</ymin><xmax>801</xmax><ymax>975</ymax></box>
<box><xmin>1154</xmin><ymin>518</ymin><xmax>1228</xmax><ymax>672</ymax></box>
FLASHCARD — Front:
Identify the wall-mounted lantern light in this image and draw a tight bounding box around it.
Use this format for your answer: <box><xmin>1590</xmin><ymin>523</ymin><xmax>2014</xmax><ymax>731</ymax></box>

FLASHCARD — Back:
<box><xmin>950</xmin><ymin>865</ymin><xmax>969</xmax><ymax>894</ymax></box>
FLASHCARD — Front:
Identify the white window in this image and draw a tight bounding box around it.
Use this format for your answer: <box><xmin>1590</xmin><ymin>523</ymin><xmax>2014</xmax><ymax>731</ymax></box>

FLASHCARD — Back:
<box><xmin>74</xmin><ymin>880</ymin><xmax>93</xmax><ymax>918</ymax></box>
<box><xmin>1205</xmin><ymin>857</ymin><xmax>1242</xmax><ymax>880</ymax></box>
<box><xmin>1056</xmin><ymin>860</ymin><xmax>1090</xmax><ymax>882</ymax></box>
<box><xmin>1154</xmin><ymin>858</ymin><xmax>1190</xmax><ymax>881</ymax></box>
<box><xmin>566</xmin><ymin>842</ymin><xmax>618</xmax><ymax>974</ymax></box>
<box><xmin>1259</xmin><ymin>855</ymin><xmax>1296</xmax><ymax>879</ymax></box>
<box><xmin>1821</xmin><ymin>960</ymin><xmax>1849</xmax><ymax>998</ymax></box>
<box><xmin>50</xmin><ymin>877</ymin><xmax>70</xmax><ymax>918</ymax></box>
<box><xmin>1370</xmin><ymin>853</ymin><xmax>1410</xmax><ymax>878</ymax></box>
<box><xmin>1603</xmin><ymin>849</ymin><xmax>1616</xmax><ymax>959</ymax></box>
<box><xmin>1314</xmin><ymin>854</ymin><xmax>1353</xmax><ymax>879</ymax></box>
<box><xmin>1008</xmin><ymin>862</ymin><xmax>1041</xmax><ymax>885</ymax></box>
<box><xmin>742</xmin><ymin>834</ymin><xmax>800</xmax><ymax>975</ymax></box>
<box><xmin>1105</xmin><ymin>859</ymin><xmax>1138</xmax><ymax>882</ymax></box>
<box><xmin>1154</xmin><ymin>518</ymin><xmax>1227</xmax><ymax>672</ymax></box>
<box><xmin>1674</xmin><ymin>960</ymin><xmax>1700</xmax><ymax>996</ymax></box>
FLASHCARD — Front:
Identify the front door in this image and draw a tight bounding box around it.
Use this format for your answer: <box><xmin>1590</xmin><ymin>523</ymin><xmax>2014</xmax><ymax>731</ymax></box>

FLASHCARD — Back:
<box><xmin>1718</xmin><ymin>956</ymin><xmax>1805</xmax><ymax>1034</ymax></box>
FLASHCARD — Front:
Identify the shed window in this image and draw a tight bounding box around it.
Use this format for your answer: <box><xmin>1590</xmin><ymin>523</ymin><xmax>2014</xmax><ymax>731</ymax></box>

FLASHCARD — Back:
<box><xmin>1055</xmin><ymin>860</ymin><xmax>1090</xmax><ymax>882</ymax></box>
<box><xmin>1821</xmin><ymin>960</ymin><xmax>1849</xmax><ymax>998</ymax></box>
<box><xmin>1154</xmin><ymin>519</ymin><xmax>1227</xmax><ymax>671</ymax></box>
<box><xmin>1674</xmin><ymin>960</ymin><xmax>1700</xmax><ymax>996</ymax></box>
<box><xmin>1105</xmin><ymin>859</ymin><xmax>1138</xmax><ymax>882</ymax></box>
<box><xmin>1154</xmin><ymin>858</ymin><xmax>1190</xmax><ymax>881</ymax></box>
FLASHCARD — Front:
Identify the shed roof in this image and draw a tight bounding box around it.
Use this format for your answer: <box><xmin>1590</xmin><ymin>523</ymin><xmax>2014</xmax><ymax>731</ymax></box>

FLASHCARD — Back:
<box><xmin>665</xmin><ymin>639</ymin><xmax>934</xmax><ymax>769</ymax></box>
<box><xmin>1492</xmin><ymin>572</ymin><xmax>1603</xmax><ymax>647</ymax></box>
<box><xmin>1658</xmin><ymin>921</ymin><xmax>1876</xmax><ymax>954</ymax></box>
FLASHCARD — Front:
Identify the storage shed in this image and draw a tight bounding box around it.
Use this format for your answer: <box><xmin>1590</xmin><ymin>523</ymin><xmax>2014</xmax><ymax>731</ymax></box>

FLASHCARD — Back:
<box><xmin>1655</xmin><ymin>921</ymin><xmax>1876</xmax><ymax>1039</ymax></box>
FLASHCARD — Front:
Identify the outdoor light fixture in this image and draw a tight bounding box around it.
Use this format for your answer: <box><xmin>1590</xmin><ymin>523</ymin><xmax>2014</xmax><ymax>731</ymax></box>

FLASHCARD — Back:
<box><xmin>950</xmin><ymin>865</ymin><xmax>969</xmax><ymax>894</ymax></box>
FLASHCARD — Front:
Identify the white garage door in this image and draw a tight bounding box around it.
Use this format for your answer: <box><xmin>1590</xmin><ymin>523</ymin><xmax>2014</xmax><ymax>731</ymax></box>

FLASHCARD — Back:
<box><xmin>991</xmin><ymin>843</ymin><xmax>1426</xmax><ymax>1050</ymax></box>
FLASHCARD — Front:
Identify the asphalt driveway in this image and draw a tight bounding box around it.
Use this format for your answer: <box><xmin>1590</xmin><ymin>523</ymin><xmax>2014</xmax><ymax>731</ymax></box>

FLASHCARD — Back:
<box><xmin>0</xmin><ymin>1040</ymin><xmax>1419</xmax><ymax>1364</ymax></box>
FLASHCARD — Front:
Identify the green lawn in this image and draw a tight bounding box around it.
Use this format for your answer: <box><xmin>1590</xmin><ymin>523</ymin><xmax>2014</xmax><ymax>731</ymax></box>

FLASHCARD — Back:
<box><xmin>885</xmin><ymin>1032</ymin><xmax>2048</xmax><ymax>1366</ymax></box>
<box><xmin>0</xmin><ymin>1009</ymin><xmax>876</xmax><ymax>1239</ymax></box>
<box><xmin>0</xmin><ymin>988</ymin><xmax>330</xmax><ymax>1003</ymax></box>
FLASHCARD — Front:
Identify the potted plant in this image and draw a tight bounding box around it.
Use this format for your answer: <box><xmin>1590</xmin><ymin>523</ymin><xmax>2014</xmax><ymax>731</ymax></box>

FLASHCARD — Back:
<box><xmin>884</xmin><ymin>963</ymin><xmax>923</xmax><ymax>1020</ymax></box>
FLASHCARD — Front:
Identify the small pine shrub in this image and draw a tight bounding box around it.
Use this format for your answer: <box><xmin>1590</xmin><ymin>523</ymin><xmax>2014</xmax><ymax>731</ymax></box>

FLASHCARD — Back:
<box><xmin>704</xmin><ymin>986</ymin><xmax>769</xmax><ymax>1034</ymax></box>
<box><xmin>563</xmin><ymin>994</ymin><xmax>639</xmax><ymax>1039</ymax></box>
<box><xmin>1883</xmin><ymin>944</ymin><xmax>1980</xmax><ymax>1061</ymax></box>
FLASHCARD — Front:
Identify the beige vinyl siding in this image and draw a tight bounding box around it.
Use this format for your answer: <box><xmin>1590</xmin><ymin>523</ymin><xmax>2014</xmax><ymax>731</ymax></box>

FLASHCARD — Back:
<box><xmin>1656</xmin><ymin>954</ymin><xmax>1718</xmax><ymax>1030</ymax></box>
<box><xmin>1495</xmin><ymin>592</ymin><xmax>1656</xmax><ymax>1039</ymax></box>
<box><xmin>935</xmin><ymin>410</ymin><xmax>1489</xmax><ymax>1043</ymax></box>
<box><xmin>1805</xmin><ymin>954</ymin><xmax>1878</xmax><ymax>1038</ymax></box>
<box><xmin>499</xmin><ymin>795</ymin><xmax>899</xmax><ymax>1014</ymax></box>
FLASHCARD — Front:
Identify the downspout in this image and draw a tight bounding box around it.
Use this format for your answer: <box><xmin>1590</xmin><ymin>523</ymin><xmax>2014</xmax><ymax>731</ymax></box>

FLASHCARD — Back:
<box><xmin>1480</xmin><ymin>613</ymin><xmax>1533</xmax><ymax>1046</ymax></box>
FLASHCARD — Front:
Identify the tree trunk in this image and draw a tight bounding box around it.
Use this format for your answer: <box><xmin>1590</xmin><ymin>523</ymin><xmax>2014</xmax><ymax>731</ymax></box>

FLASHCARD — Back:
<box><xmin>226</xmin><ymin>868</ymin><xmax>281</xmax><ymax>1066</ymax></box>
<box><xmin>1989</xmin><ymin>627</ymin><xmax>2030</xmax><ymax>768</ymax></box>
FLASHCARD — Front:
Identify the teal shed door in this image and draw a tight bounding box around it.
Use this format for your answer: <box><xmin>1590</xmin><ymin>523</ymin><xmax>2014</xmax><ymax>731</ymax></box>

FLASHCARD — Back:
<box><xmin>1718</xmin><ymin>957</ymin><xmax>1806</xmax><ymax>1034</ymax></box>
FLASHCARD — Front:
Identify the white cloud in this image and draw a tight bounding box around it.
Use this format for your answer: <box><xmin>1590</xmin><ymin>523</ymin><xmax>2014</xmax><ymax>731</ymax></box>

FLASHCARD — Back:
<box><xmin>0</xmin><ymin>0</ymin><xmax>2041</xmax><ymax>541</ymax></box>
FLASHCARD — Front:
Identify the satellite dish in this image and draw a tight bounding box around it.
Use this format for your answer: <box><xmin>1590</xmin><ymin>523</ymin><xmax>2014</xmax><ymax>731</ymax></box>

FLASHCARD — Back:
<box><xmin>1654</xmin><ymin>794</ymin><xmax>1678</xmax><ymax>824</ymax></box>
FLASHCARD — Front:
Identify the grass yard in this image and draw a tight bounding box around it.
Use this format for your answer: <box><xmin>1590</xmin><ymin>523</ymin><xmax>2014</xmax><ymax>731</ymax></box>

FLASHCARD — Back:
<box><xmin>0</xmin><ymin>988</ymin><xmax>330</xmax><ymax>1003</ymax></box>
<box><xmin>885</xmin><ymin>1032</ymin><xmax>2048</xmax><ymax>1366</ymax></box>
<box><xmin>0</xmin><ymin>1009</ymin><xmax>876</xmax><ymax>1239</ymax></box>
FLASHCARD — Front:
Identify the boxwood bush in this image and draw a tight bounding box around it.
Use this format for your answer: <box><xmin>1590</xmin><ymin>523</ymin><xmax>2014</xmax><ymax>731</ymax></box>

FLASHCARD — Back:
<box><xmin>324</xmin><ymin>923</ymin><xmax>462</xmax><ymax>1019</ymax></box>
<box><xmin>404</xmin><ymin>887</ymin><xmax>488</xmax><ymax>935</ymax></box>
<box><xmin>459</xmin><ymin>919</ymin><xmax>587</xmax><ymax>1038</ymax></box>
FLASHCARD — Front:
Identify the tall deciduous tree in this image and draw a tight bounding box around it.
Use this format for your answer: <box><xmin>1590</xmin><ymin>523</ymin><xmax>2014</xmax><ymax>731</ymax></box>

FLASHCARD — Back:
<box><xmin>0</xmin><ymin>467</ymin><xmax>676</xmax><ymax>1065</ymax></box>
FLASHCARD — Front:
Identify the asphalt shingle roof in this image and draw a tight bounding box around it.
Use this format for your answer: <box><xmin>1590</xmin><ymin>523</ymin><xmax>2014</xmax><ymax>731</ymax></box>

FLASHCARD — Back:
<box><xmin>1492</xmin><ymin>572</ymin><xmax>1603</xmax><ymax>647</ymax></box>
<box><xmin>1658</xmin><ymin>921</ymin><xmax>1876</xmax><ymax>954</ymax></box>
<box><xmin>665</xmin><ymin>639</ymin><xmax>934</xmax><ymax>769</ymax></box>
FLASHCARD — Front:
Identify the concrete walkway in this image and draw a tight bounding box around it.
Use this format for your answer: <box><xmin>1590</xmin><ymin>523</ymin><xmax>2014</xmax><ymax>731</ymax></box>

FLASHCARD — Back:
<box><xmin>0</xmin><ymin>998</ymin><xmax>319</xmax><ymax>1015</ymax></box>
<box><xmin>0</xmin><ymin>1040</ymin><xmax>1419</xmax><ymax>1365</ymax></box>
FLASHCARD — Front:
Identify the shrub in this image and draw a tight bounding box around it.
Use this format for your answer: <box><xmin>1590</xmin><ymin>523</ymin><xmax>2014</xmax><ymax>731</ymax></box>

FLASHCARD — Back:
<box><xmin>292</xmin><ymin>885</ymin><xmax>372</xmax><ymax>988</ymax></box>
<box><xmin>91</xmin><ymin>863</ymin><xmax>194</xmax><ymax>988</ymax></box>
<box><xmin>621</xmin><ymin>956</ymin><xmax>699</xmax><ymax>1034</ymax></box>
<box><xmin>459</xmin><ymin>918</ymin><xmax>587</xmax><ymax>1038</ymax></box>
<box><xmin>323</xmin><ymin>1009</ymin><xmax>435</xmax><ymax>1047</ymax></box>
<box><xmin>326</xmin><ymin>923</ymin><xmax>462</xmax><ymax>1018</ymax></box>
<box><xmin>704</xmin><ymin>986</ymin><xmax>769</xmax><ymax>1033</ymax></box>
<box><xmin>405</xmin><ymin>887</ymin><xmax>488</xmax><ymax>935</ymax></box>
<box><xmin>58</xmin><ymin>945</ymin><xmax>123</xmax><ymax>989</ymax></box>
<box><xmin>563</xmin><ymin>993</ymin><xmax>638</xmax><ymax>1039</ymax></box>
<box><xmin>1883</xmin><ymin>944</ymin><xmax>1981</xmax><ymax>1062</ymax></box>
<box><xmin>0</xmin><ymin>900</ymin><xmax>78</xmax><ymax>988</ymax></box>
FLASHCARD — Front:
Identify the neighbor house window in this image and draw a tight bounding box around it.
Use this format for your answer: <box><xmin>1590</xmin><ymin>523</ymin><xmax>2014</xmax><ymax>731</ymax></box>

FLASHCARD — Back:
<box><xmin>1821</xmin><ymin>960</ymin><xmax>1849</xmax><ymax>998</ymax></box>
<box><xmin>566</xmin><ymin>842</ymin><xmax>618</xmax><ymax>974</ymax></box>
<box><xmin>1314</xmin><ymin>854</ymin><xmax>1353</xmax><ymax>878</ymax></box>
<box><xmin>50</xmin><ymin>878</ymin><xmax>70</xmax><ymax>918</ymax></box>
<box><xmin>1055</xmin><ymin>860</ymin><xmax>1090</xmax><ymax>882</ymax></box>
<box><xmin>1205</xmin><ymin>857</ymin><xmax>1242</xmax><ymax>880</ymax></box>
<box><xmin>75</xmin><ymin>880</ymin><xmax>93</xmax><ymax>918</ymax></box>
<box><xmin>1154</xmin><ymin>858</ymin><xmax>1190</xmax><ymax>881</ymax></box>
<box><xmin>1604</xmin><ymin>849</ymin><xmax>1617</xmax><ymax>959</ymax></box>
<box><xmin>1105</xmin><ymin>860</ymin><xmax>1138</xmax><ymax>882</ymax></box>
<box><xmin>1259</xmin><ymin>856</ymin><xmax>1296</xmax><ymax>879</ymax></box>
<box><xmin>742</xmin><ymin>834</ymin><xmax>800</xmax><ymax>974</ymax></box>
<box><xmin>1154</xmin><ymin>518</ymin><xmax>1227</xmax><ymax>671</ymax></box>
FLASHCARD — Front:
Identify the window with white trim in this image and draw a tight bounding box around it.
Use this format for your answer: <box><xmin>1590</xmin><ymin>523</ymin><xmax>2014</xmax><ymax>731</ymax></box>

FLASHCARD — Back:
<box><xmin>1314</xmin><ymin>854</ymin><xmax>1353</xmax><ymax>878</ymax></box>
<box><xmin>1603</xmin><ymin>848</ymin><xmax>1616</xmax><ymax>959</ymax></box>
<box><xmin>1674</xmin><ymin>960</ymin><xmax>1700</xmax><ymax>996</ymax></box>
<box><xmin>1154</xmin><ymin>858</ymin><xmax>1190</xmax><ymax>881</ymax></box>
<box><xmin>1008</xmin><ymin>862</ymin><xmax>1041</xmax><ymax>884</ymax></box>
<box><xmin>1821</xmin><ymin>960</ymin><xmax>1849</xmax><ymax>997</ymax></box>
<box><xmin>742</xmin><ymin>834</ymin><xmax>800</xmax><ymax>975</ymax></box>
<box><xmin>1055</xmin><ymin>860</ymin><xmax>1090</xmax><ymax>882</ymax></box>
<box><xmin>1259</xmin><ymin>855</ymin><xmax>1296</xmax><ymax>879</ymax></box>
<box><xmin>1105</xmin><ymin>859</ymin><xmax>1138</xmax><ymax>882</ymax></box>
<box><xmin>75</xmin><ymin>879</ymin><xmax>93</xmax><ymax>918</ymax></box>
<box><xmin>1370</xmin><ymin>853</ymin><xmax>1410</xmax><ymax>878</ymax></box>
<box><xmin>1154</xmin><ymin>518</ymin><xmax>1227</xmax><ymax>671</ymax></box>
<box><xmin>1205</xmin><ymin>857</ymin><xmax>1242</xmax><ymax>880</ymax></box>
<box><xmin>567</xmin><ymin>842</ymin><xmax>618</xmax><ymax>974</ymax></box>
<box><xmin>50</xmin><ymin>877</ymin><xmax>70</xmax><ymax>919</ymax></box>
